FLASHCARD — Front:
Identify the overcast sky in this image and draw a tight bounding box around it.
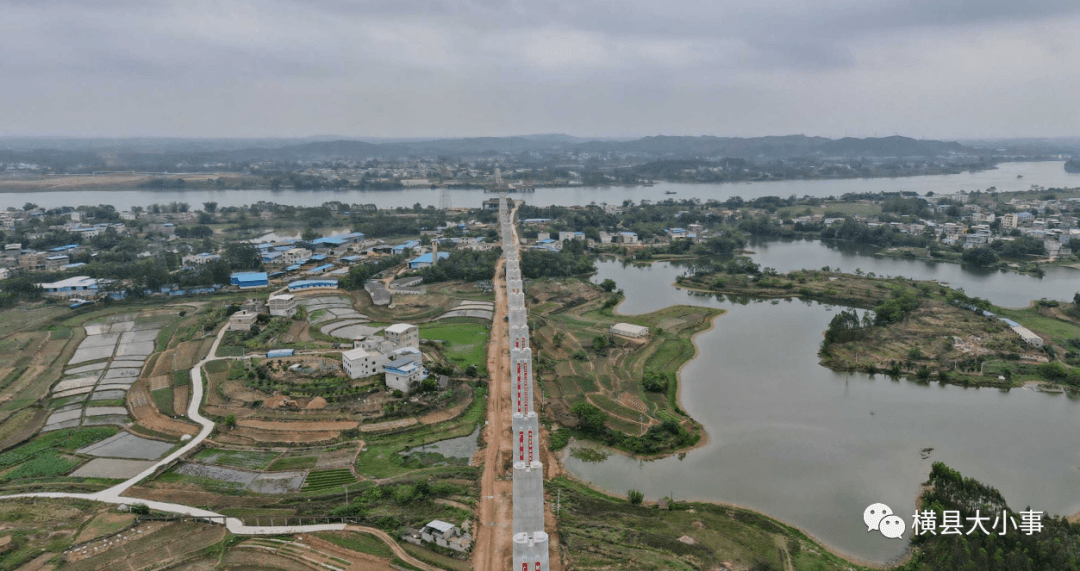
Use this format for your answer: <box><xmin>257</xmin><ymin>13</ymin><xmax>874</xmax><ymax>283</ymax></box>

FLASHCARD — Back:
<box><xmin>3</xmin><ymin>0</ymin><xmax>1079</xmax><ymax>139</ymax></box>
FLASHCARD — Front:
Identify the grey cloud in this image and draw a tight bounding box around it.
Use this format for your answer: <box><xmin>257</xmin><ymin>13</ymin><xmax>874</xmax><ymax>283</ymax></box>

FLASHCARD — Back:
<box><xmin>1</xmin><ymin>0</ymin><xmax>1079</xmax><ymax>138</ymax></box>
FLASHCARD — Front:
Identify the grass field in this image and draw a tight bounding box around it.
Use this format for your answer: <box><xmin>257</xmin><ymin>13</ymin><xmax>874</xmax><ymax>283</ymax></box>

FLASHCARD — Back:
<box><xmin>996</xmin><ymin>305</ymin><xmax>1080</xmax><ymax>347</ymax></box>
<box><xmin>318</xmin><ymin>530</ymin><xmax>394</xmax><ymax>559</ymax></box>
<box><xmin>0</xmin><ymin>427</ymin><xmax>117</xmax><ymax>469</ymax></box>
<box><xmin>268</xmin><ymin>456</ymin><xmax>318</xmax><ymax>471</ymax></box>
<box><xmin>550</xmin><ymin>477</ymin><xmax>867</xmax><ymax>571</ymax></box>
<box><xmin>420</xmin><ymin>321</ymin><xmax>490</xmax><ymax>372</ymax></box>
<box><xmin>401</xmin><ymin>542</ymin><xmax>471</xmax><ymax>571</ymax></box>
<box><xmin>152</xmin><ymin>387</ymin><xmax>175</xmax><ymax>416</ymax></box>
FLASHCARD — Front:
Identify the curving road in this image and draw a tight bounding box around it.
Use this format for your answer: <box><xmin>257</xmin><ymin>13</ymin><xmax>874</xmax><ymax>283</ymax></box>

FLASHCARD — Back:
<box><xmin>0</xmin><ymin>324</ymin><xmax>351</xmax><ymax>536</ymax></box>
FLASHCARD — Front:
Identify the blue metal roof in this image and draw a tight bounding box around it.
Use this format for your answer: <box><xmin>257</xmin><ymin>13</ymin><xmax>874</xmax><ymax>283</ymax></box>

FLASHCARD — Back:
<box><xmin>409</xmin><ymin>252</ymin><xmax>450</xmax><ymax>265</ymax></box>
<box><xmin>288</xmin><ymin>279</ymin><xmax>339</xmax><ymax>290</ymax></box>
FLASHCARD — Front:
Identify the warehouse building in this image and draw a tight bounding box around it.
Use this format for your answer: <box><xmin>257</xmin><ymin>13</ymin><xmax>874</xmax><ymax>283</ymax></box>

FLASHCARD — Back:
<box><xmin>37</xmin><ymin>276</ymin><xmax>99</xmax><ymax>298</ymax></box>
<box><xmin>287</xmin><ymin>279</ymin><xmax>339</xmax><ymax>292</ymax></box>
<box><xmin>231</xmin><ymin>272</ymin><xmax>269</xmax><ymax>289</ymax></box>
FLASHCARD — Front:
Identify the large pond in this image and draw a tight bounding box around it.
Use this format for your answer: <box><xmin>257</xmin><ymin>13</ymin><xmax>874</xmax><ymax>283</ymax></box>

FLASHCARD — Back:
<box><xmin>563</xmin><ymin>259</ymin><xmax>1080</xmax><ymax>564</ymax></box>
<box><xmin>748</xmin><ymin>239</ymin><xmax>1080</xmax><ymax>308</ymax></box>
<box><xmin>3</xmin><ymin>161</ymin><xmax>1077</xmax><ymax>211</ymax></box>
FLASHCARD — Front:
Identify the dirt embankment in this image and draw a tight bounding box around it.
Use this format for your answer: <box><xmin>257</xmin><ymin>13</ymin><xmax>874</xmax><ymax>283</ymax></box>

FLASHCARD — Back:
<box><xmin>473</xmin><ymin>207</ymin><xmax>516</xmax><ymax>571</ymax></box>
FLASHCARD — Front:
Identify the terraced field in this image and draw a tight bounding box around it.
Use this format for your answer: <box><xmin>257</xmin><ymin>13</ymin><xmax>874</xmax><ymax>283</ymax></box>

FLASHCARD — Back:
<box><xmin>528</xmin><ymin>277</ymin><xmax>721</xmax><ymax>452</ymax></box>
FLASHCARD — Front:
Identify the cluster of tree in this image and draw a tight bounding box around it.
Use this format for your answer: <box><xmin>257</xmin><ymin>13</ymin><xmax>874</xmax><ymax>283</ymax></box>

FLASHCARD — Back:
<box><xmin>520</xmin><ymin>239</ymin><xmax>595</xmax><ymax>278</ymax></box>
<box><xmin>990</xmin><ymin>235</ymin><xmax>1047</xmax><ymax>257</ymax></box>
<box><xmin>902</xmin><ymin>462</ymin><xmax>1080</xmax><ymax>571</ymax></box>
<box><xmin>1035</xmin><ymin>361</ymin><xmax>1080</xmax><ymax>388</ymax></box>
<box><xmin>569</xmin><ymin>401</ymin><xmax>699</xmax><ymax>455</ymax></box>
<box><xmin>349</xmin><ymin>210</ymin><xmax>448</xmax><ymax>238</ymax></box>
<box><xmin>872</xmin><ymin>291</ymin><xmax>920</xmax><ymax>326</ymax></box>
<box><xmin>821</xmin><ymin>218</ymin><xmax>933</xmax><ymax>248</ymax></box>
<box><xmin>641</xmin><ymin>369</ymin><xmax>671</xmax><ymax>392</ymax></box>
<box><xmin>881</xmin><ymin>196</ymin><xmax>933</xmax><ymax>218</ymax></box>
<box><xmin>138</xmin><ymin>178</ymin><xmax>186</xmax><ymax>189</ymax></box>
<box><xmin>0</xmin><ymin>275</ymin><xmax>43</xmax><ymax>308</ymax></box>
<box><xmin>340</xmin><ymin>255</ymin><xmax>407</xmax><ymax>290</ymax></box>
<box><xmin>961</xmin><ymin>247</ymin><xmax>999</xmax><ymax>266</ymax></box>
<box><xmin>174</xmin><ymin>225</ymin><xmax>214</xmax><ymax>239</ymax></box>
<box><xmin>415</xmin><ymin>249</ymin><xmax>501</xmax><ymax>283</ymax></box>
<box><xmin>823</xmin><ymin>309</ymin><xmax>872</xmax><ymax>345</ymax></box>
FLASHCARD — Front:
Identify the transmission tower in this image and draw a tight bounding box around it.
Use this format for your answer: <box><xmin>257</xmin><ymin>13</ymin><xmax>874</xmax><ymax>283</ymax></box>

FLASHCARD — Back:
<box><xmin>440</xmin><ymin>186</ymin><xmax>451</xmax><ymax>211</ymax></box>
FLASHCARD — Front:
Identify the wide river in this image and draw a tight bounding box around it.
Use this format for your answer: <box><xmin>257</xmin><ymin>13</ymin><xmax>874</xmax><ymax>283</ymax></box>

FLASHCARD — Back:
<box><xmin>564</xmin><ymin>257</ymin><xmax>1080</xmax><ymax>564</ymax></box>
<box><xmin>3</xmin><ymin>161</ymin><xmax>1078</xmax><ymax>211</ymax></box>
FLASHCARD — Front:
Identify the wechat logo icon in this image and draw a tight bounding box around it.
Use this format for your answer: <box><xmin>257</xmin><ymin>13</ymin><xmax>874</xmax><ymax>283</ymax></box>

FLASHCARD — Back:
<box><xmin>864</xmin><ymin>503</ymin><xmax>906</xmax><ymax>539</ymax></box>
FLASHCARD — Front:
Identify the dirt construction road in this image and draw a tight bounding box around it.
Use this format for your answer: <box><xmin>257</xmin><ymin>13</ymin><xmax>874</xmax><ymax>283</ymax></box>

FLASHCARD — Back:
<box><xmin>473</xmin><ymin>208</ymin><xmax>516</xmax><ymax>571</ymax></box>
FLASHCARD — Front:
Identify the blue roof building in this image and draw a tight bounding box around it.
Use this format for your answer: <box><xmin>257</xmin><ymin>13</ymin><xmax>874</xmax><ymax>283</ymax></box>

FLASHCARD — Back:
<box><xmin>231</xmin><ymin>272</ymin><xmax>269</xmax><ymax>289</ymax></box>
<box><xmin>312</xmin><ymin>236</ymin><xmax>345</xmax><ymax>247</ymax></box>
<box><xmin>288</xmin><ymin>279</ymin><xmax>339</xmax><ymax>292</ymax></box>
<box><xmin>307</xmin><ymin>264</ymin><xmax>335</xmax><ymax>275</ymax></box>
<box><xmin>393</xmin><ymin>240</ymin><xmax>421</xmax><ymax>255</ymax></box>
<box><xmin>409</xmin><ymin>252</ymin><xmax>450</xmax><ymax>269</ymax></box>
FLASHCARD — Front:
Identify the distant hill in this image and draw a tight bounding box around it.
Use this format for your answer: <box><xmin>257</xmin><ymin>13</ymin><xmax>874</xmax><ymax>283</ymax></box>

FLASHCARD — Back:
<box><xmin>0</xmin><ymin>133</ymin><xmax>980</xmax><ymax>169</ymax></box>
<box><xmin>818</xmin><ymin>136</ymin><xmax>963</xmax><ymax>157</ymax></box>
<box><xmin>573</xmin><ymin>134</ymin><xmax>966</xmax><ymax>158</ymax></box>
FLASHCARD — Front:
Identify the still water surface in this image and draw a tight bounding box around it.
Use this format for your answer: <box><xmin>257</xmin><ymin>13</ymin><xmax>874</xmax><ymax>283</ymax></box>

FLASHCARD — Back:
<box><xmin>749</xmin><ymin>239</ymin><xmax>1080</xmax><ymax>308</ymax></box>
<box><xmin>563</xmin><ymin>259</ymin><xmax>1080</xmax><ymax>563</ymax></box>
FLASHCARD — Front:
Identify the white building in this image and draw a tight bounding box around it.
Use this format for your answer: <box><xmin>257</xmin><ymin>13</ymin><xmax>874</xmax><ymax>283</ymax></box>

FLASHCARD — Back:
<box><xmin>343</xmin><ymin>323</ymin><xmax>425</xmax><ymax>385</ymax></box>
<box><xmin>419</xmin><ymin>520</ymin><xmax>471</xmax><ymax>552</ymax></box>
<box><xmin>384</xmin><ymin>323</ymin><xmax>420</xmax><ymax>349</ymax></box>
<box><xmin>281</xmin><ymin>248</ymin><xmax>312</xmax><ymax>265</ymax></box>
<box><xmin>385</xmin><ymin>358</ymin><xmax>426</xmax><ymax>392</ymax></box>
<box><xmin>343</xmin><ymin>347</ymin><xmax>386</xmax><ymax>379</ymax></box>
<box><xmin>610</xmin><ymin>322</ymin><xmax>649</xmax><ymax>339</ymax></box>
<box><xmin>1001</xmin><ymin>213</ymin><xmax>1019</xmax><ymax>229</ymax></box>
<box><xmin>268</xmin><ymin>294</ymin><xmax>298</xmax><ymax>317</ymax></box>
<box><xmin>182</xmin><ymin>252</ymin><xmax>220</xmax><ymax>266</ymax></box>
